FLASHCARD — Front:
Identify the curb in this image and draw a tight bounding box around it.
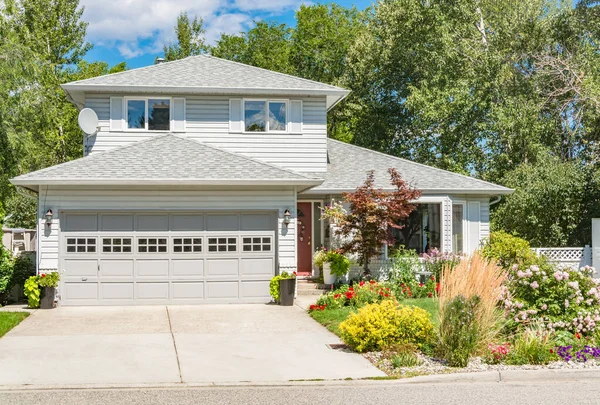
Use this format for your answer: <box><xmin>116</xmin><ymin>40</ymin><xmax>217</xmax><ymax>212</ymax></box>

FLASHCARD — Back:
<box><xmin>0</xmin><ymin>369</ymin><xmax>599</xmax><ymax>391</ymax></box>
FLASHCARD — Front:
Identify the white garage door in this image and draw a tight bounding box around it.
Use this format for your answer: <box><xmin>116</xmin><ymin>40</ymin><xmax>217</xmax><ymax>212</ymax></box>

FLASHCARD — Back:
<box><xmin>59</xmin><ymin>212</ymin><xmax>276</xmax><ymax>305</ymax></box>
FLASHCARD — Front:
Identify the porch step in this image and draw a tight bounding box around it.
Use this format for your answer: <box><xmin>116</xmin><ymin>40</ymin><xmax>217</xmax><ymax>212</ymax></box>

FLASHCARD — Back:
<box><xmin>296</xmin><ymin>280</ymin><xmax>332</xmax><ymax>296</ymax></box>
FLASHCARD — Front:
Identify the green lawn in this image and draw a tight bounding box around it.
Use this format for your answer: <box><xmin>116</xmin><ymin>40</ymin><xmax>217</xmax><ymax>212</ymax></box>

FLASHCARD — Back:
<box><xmin>309</xmin><ymin>298</ymin><xmax>439</xmax><ymax>337</ymax></box>
<box><xmin>0</xmin><ymin>312</ymin><xmax>29</xmax><ymax>338</ymax></box>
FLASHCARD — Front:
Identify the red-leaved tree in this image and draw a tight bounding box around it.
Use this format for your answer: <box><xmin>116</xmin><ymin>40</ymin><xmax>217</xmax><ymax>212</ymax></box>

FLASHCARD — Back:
<box><xmin>333</xmin><ymin>168</ymin><xmax>421</xmax><ymax>276</ymax></box>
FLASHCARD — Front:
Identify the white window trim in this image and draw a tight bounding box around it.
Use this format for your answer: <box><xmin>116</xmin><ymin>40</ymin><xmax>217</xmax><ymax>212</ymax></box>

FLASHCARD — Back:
<box><xmin>123</xmin><ymin>96</ymin><xmax>173</xmax><ymax>132</ymax></box>
<box><xmin>451</xmin><ymin>200</ymin><xmax>468</xmax><ymax>254</ymax></box>
<box><xmin>242</xmin><ymin>98</ymin><xmax>289</xmax><ymax>134</ymax></box>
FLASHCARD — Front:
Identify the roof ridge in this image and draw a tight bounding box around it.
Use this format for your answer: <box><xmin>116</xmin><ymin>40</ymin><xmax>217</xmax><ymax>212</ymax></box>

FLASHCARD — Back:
<box><xmin>170</xmin><ymin>133</ymin><xmax>316</xmax><ymax>180</ymax></box>
<box><xmin>327</xmin><ymin>138</ymin><xmax>509</xmax><ymax>190</ymax></box>
<box><xmin>202</xmin><ymin>54</ymin><xmax>347</xmax><ymax>91</ymax></box>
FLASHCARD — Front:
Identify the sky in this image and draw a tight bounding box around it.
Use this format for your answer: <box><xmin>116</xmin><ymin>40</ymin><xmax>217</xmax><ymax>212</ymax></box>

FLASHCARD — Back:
<box><xmin>81</xmin><ymin>0</ymin><xmax>374</xmax><ymax>69</ymax></box>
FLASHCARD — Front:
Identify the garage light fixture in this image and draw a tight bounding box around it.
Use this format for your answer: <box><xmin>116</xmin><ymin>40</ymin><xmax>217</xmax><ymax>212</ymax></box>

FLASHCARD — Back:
<box><xmin>45</xmin><ymin>209</ymin><xmax>53</xmax><ymax>226</ymax></box>
<box><xmin>283</xmin><ymin>209</ymin><xmax>291</xmax><ymax>226</ymax></box>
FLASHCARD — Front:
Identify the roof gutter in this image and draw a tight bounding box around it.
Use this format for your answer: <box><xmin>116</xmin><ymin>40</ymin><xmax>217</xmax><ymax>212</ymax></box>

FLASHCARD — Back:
<box><xmin>11</xmin><ymin>178</ymin><xmax>324</xmax><ymax>188</ymax></box>
<box><xmin>302</xmin><ymin>187</ymin><xmax>514</xmax><ymax>196</ymax></box>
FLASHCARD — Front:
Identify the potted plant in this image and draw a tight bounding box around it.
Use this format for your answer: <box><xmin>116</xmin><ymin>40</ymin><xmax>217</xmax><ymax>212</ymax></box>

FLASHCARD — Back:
<box><xmin>269</xmin><ymin>271</ymin><xmax>296</xmax><ymax>306</ymax></box>
<box><xmin>24</xmin><ymin>272</ymin><xmax>60</xmax><ymax>309</ymax></box>
<box><xmin>314</xmin><ymin>247</ymin><xmax>350</xmax><ymax>285</ymax></box>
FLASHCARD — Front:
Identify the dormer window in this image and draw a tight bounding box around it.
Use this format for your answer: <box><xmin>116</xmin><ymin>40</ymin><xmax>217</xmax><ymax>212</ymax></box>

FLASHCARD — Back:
<box><xmin>244</xmin><ymin>100</ymin><xmax>287</xmax><ymax>132</ymax></box>
<box><xmin>126</xmin><ymin>98</ymin><xmax>171</xmax><ymax>131</ymax></box>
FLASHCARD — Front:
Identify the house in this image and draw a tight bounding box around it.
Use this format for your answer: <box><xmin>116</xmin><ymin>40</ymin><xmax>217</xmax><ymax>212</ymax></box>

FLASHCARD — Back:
<box><xmin>10</xmin><ymin>55</ymin><xmax>512</xmax><ymax>306</ymax></box>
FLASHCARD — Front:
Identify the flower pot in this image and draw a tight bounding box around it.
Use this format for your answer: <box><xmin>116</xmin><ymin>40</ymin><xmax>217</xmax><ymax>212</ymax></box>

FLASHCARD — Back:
<box><xmin>323</xmin><ymin>263</ymin><xmax>336</xmax><ymax>285</ymax></box>
<box><xmin>279</xmin><ymin>278</ymin><xmax>295</xmax><ymax>306</ymax></box>
<box><xmin>40</xmin><ymin>287</ymin><xmax>57</xmax><ymax>309</ymax></box>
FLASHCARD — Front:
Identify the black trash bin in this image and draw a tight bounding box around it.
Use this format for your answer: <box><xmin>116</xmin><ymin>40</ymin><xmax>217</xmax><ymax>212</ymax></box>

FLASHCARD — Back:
<box><xmin>279</xmin><ymin>278</ymin><xmax>295</xmax><ymax>306</ymax></box>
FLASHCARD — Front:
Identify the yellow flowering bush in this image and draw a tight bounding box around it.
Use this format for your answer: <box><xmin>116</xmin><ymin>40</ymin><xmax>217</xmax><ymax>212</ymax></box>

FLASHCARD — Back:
<box><xmin>338</xmin><ymin>300</ymin><xmax>434</xmax><ymax>352</ymax></box>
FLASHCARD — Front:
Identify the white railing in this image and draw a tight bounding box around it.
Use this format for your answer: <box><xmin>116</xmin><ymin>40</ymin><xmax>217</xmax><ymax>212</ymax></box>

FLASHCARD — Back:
<box><xmin>532</xmin><ymin>246</ymin><xmax>592</xmax><ymax>270</ymax></box>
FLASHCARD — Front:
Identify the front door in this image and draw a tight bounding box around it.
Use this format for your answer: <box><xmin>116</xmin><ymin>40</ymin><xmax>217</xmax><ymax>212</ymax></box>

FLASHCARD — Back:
<box><xmin>296</xmin><ymin>202</ymin><xmax>313</xmax><ymax>276</ymax></box>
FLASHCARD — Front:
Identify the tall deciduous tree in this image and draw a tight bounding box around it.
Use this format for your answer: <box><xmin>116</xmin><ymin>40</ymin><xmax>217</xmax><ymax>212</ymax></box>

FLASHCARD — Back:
<box><xmin>163</xmin><ymin>12</ymin><xmax>207</xmax><ymax>61</ymax></box>
<box><xmin>329</xmin><ymin>169</ymin><xmax>422</xmax><ymax>275</ymax></box>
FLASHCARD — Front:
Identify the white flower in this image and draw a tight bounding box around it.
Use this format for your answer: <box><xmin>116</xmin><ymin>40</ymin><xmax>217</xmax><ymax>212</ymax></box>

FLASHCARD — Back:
<box><xmin>530</xmin><ymin>281</ymin><xmax>539</xmax><ymax>289</ymax></box>
<box><xmin>541</xmin><ymin>304</ymin><xmax>548</xmax><ymax>310</ymax></box>
<box><xmin>565</xmin><ymin>299</ymin><xmax>570</xmax><ymax>308</ymax></box>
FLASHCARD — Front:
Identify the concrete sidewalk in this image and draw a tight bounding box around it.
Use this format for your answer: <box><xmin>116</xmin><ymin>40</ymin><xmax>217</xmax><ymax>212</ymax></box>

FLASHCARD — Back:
<box><xmin>0</xmin><ymin>304</ymin><xmax>383</xmax><ymax>387</ymax></box>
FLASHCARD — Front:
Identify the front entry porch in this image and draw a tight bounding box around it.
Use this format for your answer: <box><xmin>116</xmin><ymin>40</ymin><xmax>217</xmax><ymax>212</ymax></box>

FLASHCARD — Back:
<box><xmin>296</xmin><ymin>201</ymin><xmax>324</xmax><ymax>277</ymax></box>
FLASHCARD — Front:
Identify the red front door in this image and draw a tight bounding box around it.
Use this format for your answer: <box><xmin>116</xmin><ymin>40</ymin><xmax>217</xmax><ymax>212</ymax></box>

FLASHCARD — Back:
<box><xmin>297</xmin><ymin>202</ymin><xmax>313</xmax><ymax>276</ymax></box>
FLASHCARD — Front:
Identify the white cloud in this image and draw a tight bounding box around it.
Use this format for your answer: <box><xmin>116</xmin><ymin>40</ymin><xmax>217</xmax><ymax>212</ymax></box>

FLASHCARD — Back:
<box><xmin>79</xmin><ymin>0</ymin><xmax>305</xmax><ymax>59</ymax></box>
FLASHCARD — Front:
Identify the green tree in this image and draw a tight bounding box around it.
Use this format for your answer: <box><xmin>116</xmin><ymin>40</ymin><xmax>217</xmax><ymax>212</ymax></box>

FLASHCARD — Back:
<box><xmin>209</xmin><ymin>34</ymin><xmax>248</xmax><ymax>63</ymax></box>
<box><xmin>491</xmin><ymin>156</ymin><xmax>594</xmax><ymax>246</ymax></box>
<box><xmin>163</xmin><ymin>12</ymin><xmax>207</xmax><ymax>61</ymax></box>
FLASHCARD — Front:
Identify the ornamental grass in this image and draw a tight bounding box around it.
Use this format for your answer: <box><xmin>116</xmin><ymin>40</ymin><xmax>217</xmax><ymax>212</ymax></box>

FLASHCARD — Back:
<box><xmin>438</xmin><ymin>253</ymin><xmax>508</xmax><ymax>352</ymax></box>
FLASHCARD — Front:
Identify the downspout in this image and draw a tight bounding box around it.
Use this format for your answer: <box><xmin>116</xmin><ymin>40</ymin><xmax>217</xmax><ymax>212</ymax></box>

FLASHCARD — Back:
<box><xmin>489</xmin><ymin>196</ymin><xmax>502</xmax><ymax>207</ymax></box>
<box><xmin>15</xmin><ymin>187</ymin><xmax>39</xmax><ymax>275</ymax></box>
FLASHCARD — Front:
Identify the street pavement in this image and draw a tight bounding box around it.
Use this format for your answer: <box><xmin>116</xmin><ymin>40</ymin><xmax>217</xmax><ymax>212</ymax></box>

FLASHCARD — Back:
<box><xmin>1</xmin><ymin>379</ymin><xmax>599</xmax><ymax>405</ymax></box>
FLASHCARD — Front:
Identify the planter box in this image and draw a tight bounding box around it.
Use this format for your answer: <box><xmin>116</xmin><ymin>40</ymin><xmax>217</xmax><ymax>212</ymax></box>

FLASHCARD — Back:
<box><xmin>40</xmin><ymin>287</ymin><xmax>57</xmax><ymax>309</ymax></box>
<box><xmin>323</xmin><ymin>263</ymin><xmax>336</xmax><ymax>285</ymax></box>
<box><xmin>279</xmin><ymin>278</ymin><xmax>295</xmax><ymax>306</ymax></box>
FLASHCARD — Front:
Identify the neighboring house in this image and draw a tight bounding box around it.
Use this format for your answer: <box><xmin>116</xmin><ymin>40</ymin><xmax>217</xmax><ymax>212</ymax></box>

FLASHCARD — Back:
<box><xmin>10</xmin><ymin>55</ymin><xmax>512</xmax><ymax>306</ymax></box>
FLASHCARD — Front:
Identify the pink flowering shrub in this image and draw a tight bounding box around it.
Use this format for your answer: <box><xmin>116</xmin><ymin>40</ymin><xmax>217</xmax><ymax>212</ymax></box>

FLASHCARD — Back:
<box><xmin>501</xmin><ymin>263</ymin><xmax>600</xmax><ymax>336</ymax></box>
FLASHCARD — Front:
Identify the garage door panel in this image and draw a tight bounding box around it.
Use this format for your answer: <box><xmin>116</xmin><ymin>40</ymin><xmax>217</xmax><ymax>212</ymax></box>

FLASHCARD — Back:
<box><xmin>100</xmin><ymin>260</ymin><xmax>134</xmax><ymax>277</ymax></box>
<box><xmin>241</xmin><ymin>281</ymin><xmax>270</xmax><ymax>298</ymax></box>
<box><xmin>241</xmin><ymin>214</ymin><xmax>273</xmax><ymax>231</ymax></box>
<box><xmin>64</xmin><ymin>282</ymin><xmax>98</xmax><ymax>300</ymax></box>
<box><xmin>137</xmin><ymin>283</ymin><xmax>169</xmax><ymax>300</ymax></box>
<box><xmin>206</xmin><ymin>259</ymin><xmax>239</xmax><ymax>277</ymax></box>
<box><xmin>64</xmin><ymin>260</ymin><xmax>98</xmax><ymax>278</ymax></box>
<box><xmin>172</xmin><ymin>260</ymin><xmax>204</xmax><ymax>277</ymax></box>
<box><xmin>206</xmin><ymin>214</ymin><xmax>238</xmax><ymax>231</ymax></box>
<box><xmin>171</xmin><ymin>214</ymin><xmax>204</xmax><ymax>231</ymax></box>
<box><xmin>137</xmin><ymin>260</ymin><xmax>169</xmax><ymax>277</ymax></box>
<box><xmin>63</xmin><ymin>214</ymin><xmax>97</xmax><ymax>232</ymax></box>
<box><xmin>136</xmin><ymin>214</ymin><xmax>168</xmax><ymax>231</ymax></box>
<box><xmin>172</xmin><ymin>282</ymin><xmax>204</xmax><ymax>299</ymax></box>
<box><xmin>240</xmin><ymin>258</ymin><xmax>274</xmax><ymax>276</ymax></box>
<box><xmin>207</xmin><ymin>281</ymin><xmax>238</xmax><ymax>299</ymax></box>
<box><xmin>101</xmin><ymin>283</ymin><xmax>134</xmax><ymax>300</ymax></box>
<box><xmin>100</xmin><ymin>214</ymin><xmax>134</xmax><ymax>231</ymax></box>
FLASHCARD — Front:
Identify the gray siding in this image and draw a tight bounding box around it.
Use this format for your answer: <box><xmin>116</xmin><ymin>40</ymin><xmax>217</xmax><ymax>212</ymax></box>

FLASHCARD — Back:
<box><xmin>84</xmin><ymin>94</ymin><xmax>328</xmax><ymax>172</ymax></box>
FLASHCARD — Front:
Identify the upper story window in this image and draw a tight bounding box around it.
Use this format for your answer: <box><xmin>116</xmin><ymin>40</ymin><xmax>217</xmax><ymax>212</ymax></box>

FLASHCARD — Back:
<box><xmin>244</xmin><ymin>100</ymin><xmax>287</xmax><ymax>132</ymax></box>
<box><xmin>126</xmin><ymin>98</ymin><xmax>170</xmax><ymax>131</ymax></box>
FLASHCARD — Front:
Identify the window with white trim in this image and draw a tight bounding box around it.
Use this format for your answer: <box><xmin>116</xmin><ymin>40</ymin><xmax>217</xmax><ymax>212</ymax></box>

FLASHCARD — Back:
<box><xmin>244</xmin><ymin>100</ymin><xmax>287</xmax><ymax>132</ymax></box>
<box><xmin>242</xmin><ymin>237</ymin><xmax>272</xmax><ymax>252</ymax></box>
<box><xmin>137</xmin><ymin>237</ymin><xmax>167</xmax><ymax>253</ymax></box>
<box><xmin>66</xmin><ymin>238</ymin><xmax>96</xmax><ymax>253</ymax></box>
<box><xmin>173</xmin><ymin>237</ymin><xmax>202</xmax><ymax>253</ymax></box>
<box><xmin>102</xmin><ymin>238</ymin><xmax>132</xmax><ymax>253</ymax></box>
<box><xmin>126</xmin><ymin>98</ymin><xmax>170</xmax><ymax>130</ymax></box>
<box><xmin>452</xmin><ymin>204</ymin><xmax>465</xmax><ymax>253</ymax></box>
<box><xmin>208</xmin><ymin>237</ymin><xmax>237</xmax><ymax>252</ymax></box>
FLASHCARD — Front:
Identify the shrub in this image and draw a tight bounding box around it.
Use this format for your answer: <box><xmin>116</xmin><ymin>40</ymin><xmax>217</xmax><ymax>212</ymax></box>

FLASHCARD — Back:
<box><xmin>436</xmin><ymin>295</ymin><xmax>480</xmax><ymax>367</ymax></box>
<box><xmin>327</xmin><ymin>250</ymin><xmax>351</xmax><ymax>277</ymax></box>
<box><xmin>438</xmin><ymin>253</ymin><xmax>507</xmax><ymax>349</ymax></box>
<box><xmin>421</xmin><ymin>248</ymin><xmax>462</xmax><ymax>281</ymax></box>
<box><xmin>0</xmin><ymin>246</ymin><xmax>15</xmax><ymax>304</ymax></box>
<box><xmin>38</xmin><ymin>272</ymin><xmax>60</xmax><ymax>288</ymax></box>
<box><xmin>500</xmin><ymin>263</ymin><xmax>600</xmax><ymax>336</ymax></box>
<box><xmin>339</xmin><ymin>300</ymin><xmax>434</xmax><ymax>352</ymax></box>
<box><xmin>269</xmin><ymin>271</ymin><xmax>295</xmax><ymax>302</ymax></box>
<box><xmin>24</xmin><ymin>276</ymin><xmax>40</xmax><ymax>308</ymax></box>
<box><xmin>481</xmin><ymin>231</ymin><xmax>539</xmax><ymax>269</ymax></box>
<box><xmin>506</xmin><ymin>326</ymin><xmax>557</xmax><ymax>365</ymax></box>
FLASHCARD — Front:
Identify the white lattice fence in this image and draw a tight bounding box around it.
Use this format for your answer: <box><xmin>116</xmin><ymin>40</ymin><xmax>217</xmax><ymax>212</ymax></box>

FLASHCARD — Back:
<box><xmin>532</xmin><ymin>246</ymin><xmax>592</xmax><ymax>270</ymax></box>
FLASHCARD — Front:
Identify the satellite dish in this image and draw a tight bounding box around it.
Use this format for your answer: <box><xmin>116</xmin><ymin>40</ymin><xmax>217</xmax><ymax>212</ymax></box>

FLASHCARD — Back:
<box><xmin>78</xmin><ymin>108</ymin><xmax>99</xmax><ymax>135</ymax></box>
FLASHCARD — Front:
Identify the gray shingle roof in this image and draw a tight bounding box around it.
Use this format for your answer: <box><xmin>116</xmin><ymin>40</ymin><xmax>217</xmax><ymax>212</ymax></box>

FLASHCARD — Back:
<box><xmin>305</xmin><ymin>140</ymin><xmax>512</xmax><ymax>195</ymax></box>
<box><xmin>62</xmin><ymin>55</ymin><xmax>348</xmax><ymax>93</ymax></box>
<box><xmin>11</xmin><ymin>134</ymin><xmax>321</xmax><ymax>189</ymax></box>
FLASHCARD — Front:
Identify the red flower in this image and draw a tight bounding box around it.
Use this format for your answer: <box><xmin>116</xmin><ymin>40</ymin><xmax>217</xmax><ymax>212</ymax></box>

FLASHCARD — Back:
<box><xmin>384</xmin><ymin>293</ymin><xmax>390</xmax><ymax>297</ymax></box>
<box><xmin>575</xmin><ymin>333</ymin><xmax>582</xmax><ymax>339</ymax></box>
<box><xmin>348</xmin><ymin>286</ymin><xmax>354</xmax><ymax>291</ymax></box>
<box><xmin>430</xmin><ymin>276</ymin><xmax>435</xmax><ymax>281</ymax></box>
<box><xmin>359</xmin><ymin>280</ymin><xmax>365</xmax><ymax>287</ymax></box>
<box><xmin>419</xmin><ymin>283</ymin><xmax>424</xmax><ymax>287</ymax></box>
<box><xmin>334</xmin><ymin>294</ymin><xmax>341</xmax><ymax>299</ymax></box>
<box><xmin>550</xmin><ymin>349</ymin><xmax>554</xmax><ymax>354</ymax></box>
<box><xmin>428</xmin><ymin>292</ymin><xmax>433</xmax><ymax>298</ymax></box>
<box><xmin>293</xmin><ymin>271</ymin><xmax>297</xmax><ymax>276</ymax></box>
<box><xmin>41</xmin><ymin>273</ymin><xmax>46</xmax><ymax>278</ymax></box>
<box><xmin>435</xmin><ymin>283</ymin><xmax>441</xmax><ymax>293</ymax></box>
<box><xmin>369</xmin><ymin>280</ymin><xmax>376</xmax><ymax>285</ymax></box>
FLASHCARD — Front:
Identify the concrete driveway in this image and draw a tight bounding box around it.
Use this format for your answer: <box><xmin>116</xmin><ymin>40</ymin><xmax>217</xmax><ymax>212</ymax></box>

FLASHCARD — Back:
<box><xmin>0</xmin><ymin>304</ymin><xmax>384</xmax><ymax>387</ymax></box>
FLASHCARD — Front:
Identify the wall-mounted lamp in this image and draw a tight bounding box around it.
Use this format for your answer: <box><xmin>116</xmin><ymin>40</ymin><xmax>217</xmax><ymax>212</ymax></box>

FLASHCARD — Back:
<box><xmin>45</xmin><ymin>209</ymin><xmax>53</xmax><ymax>226</ymax></box>
<box><xmin>283</xmin><ymin>209</ymin><xmax>291</xmax><ymax>226</ymax></box>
